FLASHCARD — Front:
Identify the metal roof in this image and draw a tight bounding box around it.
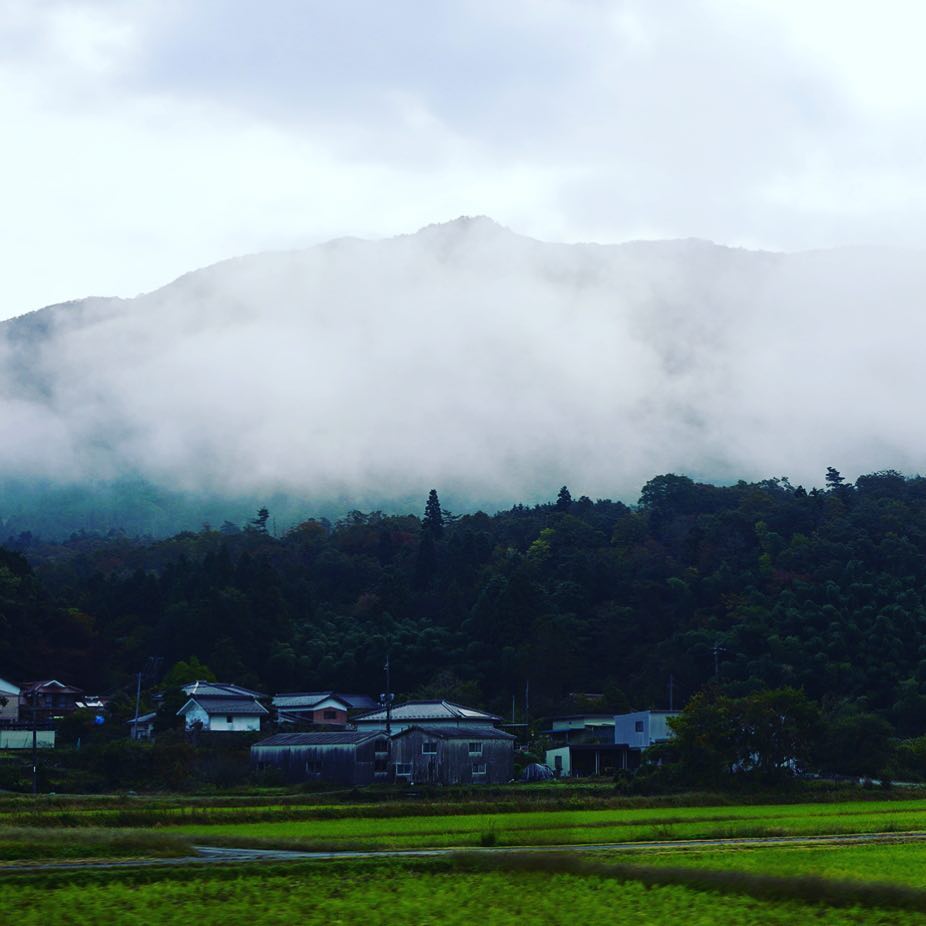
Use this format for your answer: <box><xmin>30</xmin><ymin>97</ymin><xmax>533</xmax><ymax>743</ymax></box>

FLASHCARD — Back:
<box><xmin>354</xmin><ymin>700</ymin><xmax>501</xmax><ymax>723</ymax></box>
<box><xmin>181</xmin><ymin>681</ymin><xmax>266</xmax><ymax>699</ymax></box>
<box><xmin>253</xmin><ymin>731</ymin><xmax>380</xmax><ymax>747</ymax></box>
<box><xmin>178</xmin><ymin>697</ymin><xmax>269</xmax><ymax>716</ymax></box>
<box><xmin>272</xmin><ymin>692</ymin><xmax>350</xmax><ymax>709</ymax></box>
<box><xmin>394</xmin><ymin>725</ymin><xmax>516</xmax><ymax>741</ymax></box>
<box><xmin>126</xmin><ymin>711</ymin><xmax>157</xmax><ymax>724</ymax></box>
<box><xmin>272</xmin><ymin>692</ymin><xmax>377</xmax><ymax>710</ymax></box>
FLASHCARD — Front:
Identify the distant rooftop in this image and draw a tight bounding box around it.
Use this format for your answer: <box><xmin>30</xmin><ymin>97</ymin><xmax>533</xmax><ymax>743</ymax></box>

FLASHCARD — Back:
<box><xmin>178</xmin><ymin>696</ymin><xmax>269</xmax><ymax>716</ymax></box>
<box><xmin>354</xmin><ymin>700</ymin><xmax>501</xmax><ymax>723</ymax></box>
<box><xmin>181</xmin><ymin>681</ymin><xmax>266</xmax><ymax>699</ymax></box>
<box><xmin>255</xmin><ymin>731</ymin><xmax>380</xmax><ymax>747</ymax></box>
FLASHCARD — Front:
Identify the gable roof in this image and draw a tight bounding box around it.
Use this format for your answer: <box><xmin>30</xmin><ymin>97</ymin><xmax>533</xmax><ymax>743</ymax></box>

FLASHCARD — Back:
<box><xmin>254</xmin><ymin>731</ymin><xmax>381</xmax><ymax>747</ymax></box>
<box><xmin>20</xmin><ymin>679</ymin><xmax>84</xmax><ymax>695</ymax></box>
<box><xmin>272</xmin><ymin>692</ymin><xmax>351</xmax><ymax>710</ymax></box>
<box><xmin>353</xmin><ymin>700</ymin><xmax>501</xmax><ymax>724</ymax></box>
<box><xmin>182</xmin><ymin>681</ymin><xmax>266</xmax><ymax>699</ymax></box>
<box><xmin>177</xmin><ymin>697</ymin><xmax>269</xmax><ymax>717</ymax></box>
<box><xmin>0</xmin><ymin>677</ymin><xmax>20</xmax><ymax>695</ymax></box>
<box><xmin>394</xmin><ymin>725</ymin><xmax>516</xmax><ymax>741</ymax></box>
<box><xmin>272</xmin><ymin>692</ymin><xmax>377</xmax><ymax>710</ymax></box>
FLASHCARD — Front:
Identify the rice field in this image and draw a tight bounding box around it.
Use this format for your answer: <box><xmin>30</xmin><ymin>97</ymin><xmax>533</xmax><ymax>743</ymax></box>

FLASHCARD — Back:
<box><xmin>5</xmin><ymin>856</ymin><xmax>926</xmax><ymax>926</ymax></box>
<box><xmin>162</xmin><ymin>799</ymin><xmax>926</xmax><ymax>851</ymax></box>
<box><xmin>5</xmin><ymin>793</ymin><xmax>926</xmax><ymax>923</ymax></box>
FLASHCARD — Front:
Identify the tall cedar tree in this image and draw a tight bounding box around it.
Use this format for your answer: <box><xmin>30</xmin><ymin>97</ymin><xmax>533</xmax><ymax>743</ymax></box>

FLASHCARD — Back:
<box><xmin>423</xmin><ymin>489</ymin><xmax>444</xmax><ymax>539</ymax></box>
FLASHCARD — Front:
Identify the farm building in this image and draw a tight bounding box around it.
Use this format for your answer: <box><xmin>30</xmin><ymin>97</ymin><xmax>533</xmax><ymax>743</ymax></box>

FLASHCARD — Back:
<box><xmin>177</xmin><ymin>681</ymin><xmax>269</xmax><ymax>732</ymax></box>
<box><xmin>272</xmin><ymin>691</ymin><xmax>377</xmax><ymax>726</ymax></box>
<box><xmin>353</xmin><ymin>700</ymin><xmax>503</xmax><ymax>734</ymax></box>
<box><xmin>387</xmin><ymin>725</ymin><xmax>515</xmax><ymax>785</ymax></box>
<box><xmin>251</xmin><ymin>731</ymin><xmax>388</xmax><ymax>784</ymax></box>
<box><xmin>542</xmin><ymin>714</ymin><xmax>615</xmax><ymax>746</ymax></box>
<box><xmin>545</xmin><ymin>743</ymin><xmax>636</xmax><ymax>778</ymax></box>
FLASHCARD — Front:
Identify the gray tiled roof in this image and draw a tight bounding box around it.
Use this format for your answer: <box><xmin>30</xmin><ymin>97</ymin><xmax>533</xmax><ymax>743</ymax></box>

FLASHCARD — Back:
<box><xmin>395</xmin><ymin>725</ymin><xmax>516</xmax><ymax>741</ymax></box>
<box><xmin>180</xmin><ymin>697</ymin><xmax>269</xmax><ymax>716</ymax></box>
<box><xmin>272</xmin><ymin>692</ymin><xmax>377</xmax><ymax>710</ymax></box>
<box><xmin>272</xmin><ymin>692</ymin><xmax>348</xmax><ymax>709</ymax></box>
<box><xmin>182</xmin><ymin>681</ymin><xmax>266</xmax><ymax>699</ymax></box>
<box><xmin>354</xmin><ymin>700</ymin><xmax>500</xmax><ymax>723</ymax></box>
<box><xmin>254</xmin><ymin>732</ymin><xmax>380</xmax><ymax>747</ymax></box>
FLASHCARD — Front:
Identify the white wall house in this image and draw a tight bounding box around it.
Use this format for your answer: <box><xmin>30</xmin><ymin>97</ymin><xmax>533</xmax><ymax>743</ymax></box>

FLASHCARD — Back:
<box><xmin>0</xmin><ymin>676</ymin><xmax>20</xmax><ymax>723</ymax></box>
<box><xmin>614</xmin><ymin>710</ymin><xmax>680</xmax><ymax>749</ymax></box>
<box><xmin>176</xmin><ymin>682</ymin><xmax>268</xmax><ymax>732</ymax></box>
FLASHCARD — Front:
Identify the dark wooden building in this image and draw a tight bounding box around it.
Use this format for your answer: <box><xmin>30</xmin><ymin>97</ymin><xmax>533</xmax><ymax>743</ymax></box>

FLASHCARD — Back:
<box><xmin>251</xmin><ymin>731</ymin><xmax>389</xmax><ymax>784</ymax></box>
<box><xmin>388</xmin><ymin>725</ymin><xmax>515</xmax><ymax>785</ymax></box>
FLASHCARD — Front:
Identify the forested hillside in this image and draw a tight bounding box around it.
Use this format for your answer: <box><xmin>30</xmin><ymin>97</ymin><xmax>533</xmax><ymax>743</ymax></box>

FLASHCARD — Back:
<box><xmin>4</xmin><ymin>469</ymin><xmax>926</xmax><ymax>734</ymax></box>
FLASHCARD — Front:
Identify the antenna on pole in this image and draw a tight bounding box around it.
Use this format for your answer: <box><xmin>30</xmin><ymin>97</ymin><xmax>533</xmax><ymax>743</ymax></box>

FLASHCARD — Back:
<box><xmin>381</xmin><ymin>655</ymin><xmax>393</xmax><ymax>736</ymax></box>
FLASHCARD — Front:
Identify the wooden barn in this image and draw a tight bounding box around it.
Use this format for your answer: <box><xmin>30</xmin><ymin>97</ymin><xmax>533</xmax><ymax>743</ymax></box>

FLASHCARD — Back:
<box><xmin>387</xmin><ymin>725</ymin><xmax>515</xmax><ymax>785</ymax></box>
<box><xmin>251</xmin><ymin>731</ymin><xmax>389</xmax><ymax>785</ymax></box>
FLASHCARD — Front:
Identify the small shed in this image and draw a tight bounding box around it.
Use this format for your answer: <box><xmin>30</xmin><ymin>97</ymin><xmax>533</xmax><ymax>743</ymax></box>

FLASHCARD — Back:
<box><xmin>388</xmin><ymin>725</ymin><xmax>515</xmax><ymax>785</ymax></box>
<box><xmin>251</xmin><ymin>731</ymin><xmax>388</xmax><ymax>785</ymax></box>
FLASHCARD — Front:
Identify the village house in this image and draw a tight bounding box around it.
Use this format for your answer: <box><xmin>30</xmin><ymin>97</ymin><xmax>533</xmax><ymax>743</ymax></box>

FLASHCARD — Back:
<box><xmin>0</xmin><ymin>676</ymin><xmax>20</xmax><ymax>723</ymax></box>
<box><xmin>272</xmin><ymin>691</ymin><xmax>377</xmax><ymax>726</ymax></box>
<box><xmin>127</xmin><ymin>711</ymin><xmax>158</xmax><ymax>741</ymax></box>
<box><xmin>252</xmin><ymin>731</ymin><xmax>388</xmax><ymax>784</ymax></box>
<box><xmin>252</xmin><ymin>698</ymin><xmax>516</xmax><ymax>785</ymax></box>
<box><xmin>352</xmin><ymin>699</ymin><xmax>503</xmax><ymax>734</ymax></box>
<box><xmin>614</xmin><ymin>710</ymin><xmax>679</xmax><ymax>750</ymax></box>
<box><xmin>543</xmin><ymin>713</ymin><xmax>628</xmax><ymax>778</ymax></box>
<box><xmin>176</xmin><ymin>681</ymin><xmax>269</xmax><ymax>732</ymax></box>
<box><xmin>387</xmin><ymin>725</ymin><xmax>515</xmax><ymax>785</ymax></box>
<box><xmin>19</xmin><ymin>680</ymin><xmax>84</xmax><ymax>724</ymax></box>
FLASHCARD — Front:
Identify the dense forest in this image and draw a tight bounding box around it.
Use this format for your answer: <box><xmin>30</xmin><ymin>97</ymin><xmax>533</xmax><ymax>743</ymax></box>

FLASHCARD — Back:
<box><xmin>3</xmin><ymin>469</ymin><xmax>926</xmax><ymax>737</ymax></box>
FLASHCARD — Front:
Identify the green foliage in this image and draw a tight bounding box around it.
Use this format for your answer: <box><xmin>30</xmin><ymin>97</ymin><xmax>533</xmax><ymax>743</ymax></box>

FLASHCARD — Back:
<box><xmin>665</xmin><ymin>688</ymin><xmax>820</xmax><ymax>786</ymax></box>
<box><xmin>7</xmin><ymin>466</ymin><xmax>926</xmax><ymax>763</ymax></box>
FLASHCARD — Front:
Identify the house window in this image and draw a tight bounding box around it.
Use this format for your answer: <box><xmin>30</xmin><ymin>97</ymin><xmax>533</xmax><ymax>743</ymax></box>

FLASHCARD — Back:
<box><xmin>468</xmin><ymin>742</ymin><xmax>483</xmax><ymax>755</ymax></box>
<box><xmin>374</xmin><ymin>739</ymin><xmax>390</xmax><ymax>755</ymax></box>
<box><xmin>305</xmin><ymin>759</ymin><xmax>321</xmax><ymax>774</ymax></box>
<box><xmin>323</xmin><ymin>710</ymin><xmax>337</xmax><ymax>720</ymax></box>
<box><xmin>395</xmin><ymin>763</ymin><xmax>413</xmax><ymax>776</ymax></box>
<box><xmin>554</xmin><ymin>755</ymin><xmax>563</xmax><ymax>771</ymax></box>
<box><xmin>472</xmin><ymin>763</ymin><xmax>487</xmax><ymax>776</ymax></box>
<box><xmin>226</xmin><ymin>715</ymin><xmax>235</xmax><ymax>724</ymax></box>
<box><xmin>634</xmin><ymin>720</ymin><xmax>644</xmax><ymax>733</ymax></box>
<box><xmin>422</xmin><ymin>741</ymin><xmax>437</xmax><ymax>755</ymax></box>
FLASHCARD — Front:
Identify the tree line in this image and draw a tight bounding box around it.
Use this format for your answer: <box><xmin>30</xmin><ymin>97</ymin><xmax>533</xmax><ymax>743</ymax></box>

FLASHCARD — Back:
<box><xmin>3</xmin><ymin>469</ymin><xmax>926</xmax><ymax>755</ymax></box>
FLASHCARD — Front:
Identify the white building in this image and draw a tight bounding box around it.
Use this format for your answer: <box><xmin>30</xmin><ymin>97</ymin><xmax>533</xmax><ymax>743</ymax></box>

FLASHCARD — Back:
<box><xmin>613</xmin><ymin>710</ymin><xmax>680</xmax><ymax>749</ymax></box>
<box><xmin>176</xmin><ymin>681</ymin><xmax>268</xmax><ymax>733</ymax></box>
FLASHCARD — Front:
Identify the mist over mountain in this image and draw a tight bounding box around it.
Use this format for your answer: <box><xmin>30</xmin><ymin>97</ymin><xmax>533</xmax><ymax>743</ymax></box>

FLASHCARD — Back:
<box><xmin>3</xmin><ymin>217</ymin><xmax>925</xmax><ymax>536</ymax></box>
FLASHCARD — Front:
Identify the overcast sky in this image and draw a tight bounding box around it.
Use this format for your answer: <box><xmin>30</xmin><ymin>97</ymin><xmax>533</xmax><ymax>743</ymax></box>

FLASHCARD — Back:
<box><xmin>2</xmin><ymin>0</ymin><xmax>925</xmax><ymax>321</ymax></box>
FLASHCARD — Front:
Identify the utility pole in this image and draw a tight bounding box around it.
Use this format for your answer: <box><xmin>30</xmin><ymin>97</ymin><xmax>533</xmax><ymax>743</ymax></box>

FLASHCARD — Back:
<box><xmin>668</xmin><ymin>673</ymin><xmax>675</xmax><ymax>711</ymax></box>
<box><xmin>132</xmin><ymin>671</ymin><xmax>142</xmax><ymax>741</ymax></box>
<box><xmin>31</xmin><ymin>689</ymin><xmax>38</xmax><ymax>796</ymax></box>
<box><xmin>382</xmin><ymin>655</ymin><xmax>393</xmax><ymax>736</ymax></box>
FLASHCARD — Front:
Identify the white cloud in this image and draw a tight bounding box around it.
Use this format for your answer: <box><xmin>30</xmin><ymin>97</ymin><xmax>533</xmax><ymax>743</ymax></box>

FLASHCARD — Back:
<box><xmin>1</xmin><ymin>1</ymin><xmax>926</xmax><ymax>319</ymax></box>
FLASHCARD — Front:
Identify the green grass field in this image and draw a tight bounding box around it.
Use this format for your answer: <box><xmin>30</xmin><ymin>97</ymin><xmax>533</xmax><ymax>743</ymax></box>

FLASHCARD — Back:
<box><xmin>5</xmin><ymin>792</ymin><xmax>926</xmax><ymax>923</ymax></box>
<box><xmin>161</xmin><ymin>799</ymin><xmax>926</xmax><ymax>851</ymax></box>
<box><xmin>5</xmin><ymin>855</ymin><xmax>926</xmax><ymax>926</ymax></box>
